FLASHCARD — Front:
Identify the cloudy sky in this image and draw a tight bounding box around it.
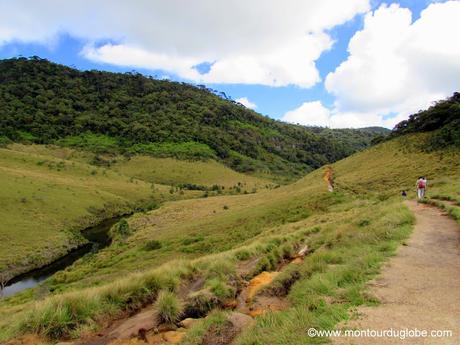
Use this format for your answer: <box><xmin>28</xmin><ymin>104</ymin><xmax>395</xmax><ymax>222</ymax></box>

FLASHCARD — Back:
<box><xmin>1</xmin><ymin>0</ymin><xmax>459</xmax><ymax>128</ymax></box>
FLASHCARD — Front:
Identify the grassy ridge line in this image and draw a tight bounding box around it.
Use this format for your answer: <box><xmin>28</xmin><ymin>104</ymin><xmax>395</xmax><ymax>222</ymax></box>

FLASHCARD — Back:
<box><xmin>329</xmin><ymin>133</ymin><xmax>460</xmax><ymax>196</ymax></box>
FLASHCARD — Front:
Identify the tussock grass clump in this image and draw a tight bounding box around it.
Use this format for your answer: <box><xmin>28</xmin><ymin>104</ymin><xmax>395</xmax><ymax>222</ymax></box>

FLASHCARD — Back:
<box><xmin>14</xmin><ymin>264</ymin><xmax>185</xmax><ymax>339</ymax></box>
<box><xmin>205</xmin><ymin>278</ymin><xmax>236</xmax><ymax>299</ymax></box>
<box><xmin>183</xmin><ymin>289</ymin><xmax>221</xmax><ymax>318</ymax></box>
<box><xmin>280</xmin><ymin>243</ymin><xmax>294</xmax><ymax>259</ymax></box>
<box><xmin>18</xmin><ymin>293</ymin><xmax>102</xmax><ymax>339</ymax></box>
<box><xmin>234</xmin><ymin>249</ymin><xmax>251</xmax><ymax>261</ymax></box>
<box><xmin>180</xmin><ymin>310</ymin><xmax>229</xmax><ymax>345</ymax></box>
<box><xmin>154</xmin><ymin>290</ymin><xmax>183</xmax><ymax>324</ymax></box>
<box><xmin>205</xmin><ymin>259</ymin><xmax>236</xmax><ymax>279</ymax></box>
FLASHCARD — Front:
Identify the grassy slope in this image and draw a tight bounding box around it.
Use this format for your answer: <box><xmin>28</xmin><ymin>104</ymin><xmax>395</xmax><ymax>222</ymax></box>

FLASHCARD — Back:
<box><xmin>9</xmin><ymin>143</ymin><xmax>273</xmax><ymax>188</ymax></box>
<box><xmin>0</xmin><ymin>133</ymin><xmax>459</xmax><ymax>343</ymax></box>
<box><xmin>234</xmin><ymin>133</ymin><xmax>460</xmax><ymax>344</ymax></box>
<box><xmin>0</xmin><ymin>145</ymin><xmax>196</xmax><ymax>280</ymax></box>
<box><xmin>110</xmin><ymin>155</ymin><xmax>273</xmax><ymax>189</ymax></box>
<box><xmin>0</xmin><ymin>143</ymin><xmax>274</xmax><ymax>282</ymax></box>
<box><xmin>68</xmin><ymin>133</ymin><xmax>458</xmax><ymax>289</ymax></box>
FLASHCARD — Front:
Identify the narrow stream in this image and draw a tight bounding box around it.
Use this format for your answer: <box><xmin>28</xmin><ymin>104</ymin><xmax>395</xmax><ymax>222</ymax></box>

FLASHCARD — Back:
<box><xmin>1</xmin><ymin>216</ymin><xmax>122</xmax><ymax>298</ymax></box>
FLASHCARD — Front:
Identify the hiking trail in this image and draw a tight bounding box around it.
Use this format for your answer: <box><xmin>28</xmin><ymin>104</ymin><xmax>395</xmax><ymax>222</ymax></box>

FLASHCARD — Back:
<box><xmin>336</xmin><ymin>200</ymin><xmax>460</xmax><ymax>344</ymax></box>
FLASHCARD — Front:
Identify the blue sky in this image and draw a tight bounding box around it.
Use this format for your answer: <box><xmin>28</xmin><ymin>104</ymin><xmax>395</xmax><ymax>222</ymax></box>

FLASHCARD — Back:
<box><xmin>0</xmin><ymin>0</ymin><xmax>458</xmax><ymax>128</ymax></box>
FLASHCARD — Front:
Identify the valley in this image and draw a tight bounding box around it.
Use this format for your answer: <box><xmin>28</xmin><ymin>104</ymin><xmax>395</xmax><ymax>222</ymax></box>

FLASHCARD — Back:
<box><xmin>1</xmin><ymin>129</ymin><xmax>459</xmax><ymax>344</ymax></box>
<box><xmin>0</xmin><ymin>58</ymin><xmax>458</xmax><ymax>344</ymax></box>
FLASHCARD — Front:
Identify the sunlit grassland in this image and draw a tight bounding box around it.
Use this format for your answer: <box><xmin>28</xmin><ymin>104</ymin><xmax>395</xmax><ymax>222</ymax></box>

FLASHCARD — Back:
<box><xmin>35</xmin><ymin>183</ymin><xmax>327</xmax><ymax>293</ymax></box>
<box><xmin>0</xmin><ymin>193</ymin><xmax>414</xmax><ymax>343</ymax></box>
<box><xmin>8</xmin><ymin>143</ymin><xmax>275</xmax><ymax>189</ymax></box>
<box><xmin>0</xmin><ymin>146</ymin><xmax>199</xmax><ymax>280</ymax></box>
<box><xmin>420</xmin><ymin>177</ymin><xmax>460</xmax><ymax>226</ymax></box>
<box><xmin>233</xmin><ymin>199</ymin><xmax>414</xmax><ymax>345</ymax></box>
<box><xmin>330</xmin><ymin>133</ymin><xmax>460</xmax><ymax>196</ymax></box>
<box><xmin>0</xmin><ymin>133</ymin><xmax>459</xmax><ymax>343</ymax></box>
<box><xmin>111</xmin><ymin>155</ymin><xmax>273</xmax><ymax>189</ymax></box>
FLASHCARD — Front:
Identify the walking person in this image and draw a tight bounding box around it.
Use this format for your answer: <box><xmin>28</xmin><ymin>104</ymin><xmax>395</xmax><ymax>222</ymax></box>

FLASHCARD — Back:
<box><xmin>416</xmin><ymin>176</ymin><xmax>427</xmax><ymax>200</ymax></box>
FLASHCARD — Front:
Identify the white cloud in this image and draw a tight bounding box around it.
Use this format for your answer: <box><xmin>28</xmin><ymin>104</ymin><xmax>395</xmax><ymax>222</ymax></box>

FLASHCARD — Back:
<box><xmin>235</xmin><ymin>97</ymin><xmax>257</xmax><ymax>109</ymax></box>
<box><xmin>0</xmin><ymin>0</ymin><xmax>370</xmax><ymax>87</ymax></box>
<box><xmin>282</xmin><ymin>101</ymin><xmax>331</xmax><ymax>127</ymax></box>
<box><xmin>281</xmin><ymin>101</ymin><xmax>387</xmax><ymax>128</ymax></box>
<box><xmin>324</xmin><ymin>1</ymin><xmax>460</xmax><ymax>127</ymax></box>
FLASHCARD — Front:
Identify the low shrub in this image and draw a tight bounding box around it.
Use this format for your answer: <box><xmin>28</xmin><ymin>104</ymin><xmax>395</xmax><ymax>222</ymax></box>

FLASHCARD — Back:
<box><xmin>144</xmin><ymin>240</ymin><xmax>162</xmax><ymax>251</ymax></box>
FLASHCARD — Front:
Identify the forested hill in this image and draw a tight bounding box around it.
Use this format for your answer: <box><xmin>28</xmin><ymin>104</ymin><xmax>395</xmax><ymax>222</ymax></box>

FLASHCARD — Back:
<box><xmin>0</xmin><ymin>57</ymin><xmax>388</xmax><ymax>178</ymax></box>
<box><xmin>391</xmin><ymin>92</ymin><xmax>460</xmax><ymax>150</ymax></box>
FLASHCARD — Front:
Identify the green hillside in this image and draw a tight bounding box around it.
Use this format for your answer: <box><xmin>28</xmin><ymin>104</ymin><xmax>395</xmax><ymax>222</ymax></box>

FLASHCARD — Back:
<box><xmin>0</xmin><ymin>142</ymin><xmax>275</xmax><ymax>284</ymax></box>
<box><xmin>392</xmin><ymin>92</ymin><xmax>460</xmax><ymax>150</ymax></box>
<box><xmin>0</xmin><ymin>57</ymin><xmax>387</xmax><ymax>179</ymax></box>
<box><xmin>1</xmin><ymin>127</ymin><xmax>458</xmax><ymax>344</ymax></box>
<box><xmin>0</xmin><ymin>145</ymin><xmax>178</xmax><ymax>282</ymax></box>
<box><xmin>111</xmin><ymin>155</ymin><xmax>272</xmax><ymax>189</ymax></box>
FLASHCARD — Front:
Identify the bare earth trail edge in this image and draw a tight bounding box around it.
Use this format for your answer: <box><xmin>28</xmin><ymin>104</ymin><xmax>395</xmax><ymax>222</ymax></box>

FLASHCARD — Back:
<box><xmin>335</xmin><ymin>200</ymin><xmax>460</xmax><ymax>345</ymax></box>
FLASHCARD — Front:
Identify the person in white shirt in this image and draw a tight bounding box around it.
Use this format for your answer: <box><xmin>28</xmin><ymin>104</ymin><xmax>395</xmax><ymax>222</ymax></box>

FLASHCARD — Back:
<box><xmin>416</xmin><ymin>176</ymin><xmax>427</xmax><ymax>200</ymax></box>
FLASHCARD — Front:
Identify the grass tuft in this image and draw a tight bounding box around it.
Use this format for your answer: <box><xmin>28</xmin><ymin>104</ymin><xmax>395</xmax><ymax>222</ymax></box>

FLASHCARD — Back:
<box><xmin>154</xmin><ymin>290</ymin><xmax>183</xmax><ymax>324</ymax></box>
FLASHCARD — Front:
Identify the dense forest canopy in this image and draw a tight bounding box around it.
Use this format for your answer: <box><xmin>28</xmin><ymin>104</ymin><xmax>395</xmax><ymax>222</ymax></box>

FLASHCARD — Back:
<box><xmin>392</xmin><ymin>93</ymin><xmax>460</xmax><ymax>149</ymax></box>
<box><xmin>0</xmin><ymin>57</ymin><xmax>388</xmax><ymax>177</ymax></box>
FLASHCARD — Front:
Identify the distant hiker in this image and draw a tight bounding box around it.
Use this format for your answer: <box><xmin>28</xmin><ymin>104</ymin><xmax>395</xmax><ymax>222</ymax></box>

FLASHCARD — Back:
<box><xmin>323</xmin><ymin>166</ymin><xmax>334</xmax><ymax>192</ymax></box>
<box><xmin>401</xmin><ymin>190</ymin><xmax>407</xmax><ymax>197</ymax></box>
<box><xmin>416</xmin><ymin>176</ymin><xmax>427</xmax><ymax>200</ymax></box>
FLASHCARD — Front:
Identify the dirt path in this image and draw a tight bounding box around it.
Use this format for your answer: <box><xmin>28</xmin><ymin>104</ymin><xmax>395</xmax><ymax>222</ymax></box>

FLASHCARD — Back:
<box><xmin>336</xmin><ymin>200</ymin><xmax>460</xmax><ymax>344</ymax></box>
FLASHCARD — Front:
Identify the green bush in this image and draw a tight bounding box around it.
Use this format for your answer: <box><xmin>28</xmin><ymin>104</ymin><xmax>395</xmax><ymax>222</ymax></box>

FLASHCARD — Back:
<box><xmin>0</xmin><ymin>135</ymin><xmax>11</xmax><ymax>147</ymax></box>
<box><xmin>129</xmin><ymin>142</ymin><xmax>216</xmax><ymax>160</ymax></box>
<box><xmin>58</xmin><ymin>132</ymin><xmax>119</xmax><ymax>153</ymax></box>
<box><xmin>110</xmin><ymin>218</ymin><xmax>131</xmax><ymax>239</ymax></box>
<box><xmin>144</xmin><ymin>240</ymin><xmax>162</xmax><ymax>251</ymax></box>
<box><xmin>17</xmin><ymin>131</ymin><xmax>38</xmax><ymax>143</ymax></box>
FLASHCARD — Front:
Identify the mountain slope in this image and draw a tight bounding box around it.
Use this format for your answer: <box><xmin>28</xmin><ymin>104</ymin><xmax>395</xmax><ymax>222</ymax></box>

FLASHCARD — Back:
<box><xmin>0</xmin><ymin>57</ymin><xmax>388</xmax><ymax>178</ymax></box>
<box><xmin>1</xmin><ymin>128</ymin><xmax>458</xmax><ymax>344</ymax></box>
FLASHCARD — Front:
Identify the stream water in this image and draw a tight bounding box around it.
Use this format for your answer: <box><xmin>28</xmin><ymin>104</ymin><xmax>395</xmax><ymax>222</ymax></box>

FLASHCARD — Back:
<box><xmin>1</xmin><ymin>216</ymin><xmax>122</xmax><ymax>298</ymax></box>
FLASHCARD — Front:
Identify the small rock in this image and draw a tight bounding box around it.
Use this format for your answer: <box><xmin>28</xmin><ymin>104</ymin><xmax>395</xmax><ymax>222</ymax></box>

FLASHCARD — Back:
<box><xmin>157</xmin><ymin>323</ymin><xmax>178</xmax><ymax>333</ymax></box>
<box><xmin>228</xmin><ymin>312</ymin><xmax>255</xmax><ymax>330</ymax></box>
<box><xmin>179</xmin><ymin>318</ymin><xmax>198</xmax><ymax>329</ymax></box>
